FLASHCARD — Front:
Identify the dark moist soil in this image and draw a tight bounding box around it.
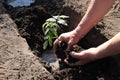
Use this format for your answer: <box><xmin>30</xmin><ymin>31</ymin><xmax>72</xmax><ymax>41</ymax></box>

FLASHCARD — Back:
<box><xmin>5</xmin><ymin>5</ymin><xmax>51</xmax><ymax>53</ymax></box>
<box><xmin>4</xmin><ymin>0</ymin><xmax>120</xmax><ymax>80</ymax></box>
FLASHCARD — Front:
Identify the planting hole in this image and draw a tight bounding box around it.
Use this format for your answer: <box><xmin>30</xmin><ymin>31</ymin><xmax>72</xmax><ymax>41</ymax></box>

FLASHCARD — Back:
<box><xmin>41</xmin><ymin>49</ymin><xmax>60</xmax><ymax>71</ymax></box>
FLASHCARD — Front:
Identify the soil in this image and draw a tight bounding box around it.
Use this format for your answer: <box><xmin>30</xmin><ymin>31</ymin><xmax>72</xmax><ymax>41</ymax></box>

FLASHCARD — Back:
<box><xmin>0</xmin><ymin>14</ymin><xmax>54</xmax><ymax>80</ymax></box>
<box><xmin>2</xmin><ymin>0</ymin><xmax>120</xmax><ymax>80</ymax></box>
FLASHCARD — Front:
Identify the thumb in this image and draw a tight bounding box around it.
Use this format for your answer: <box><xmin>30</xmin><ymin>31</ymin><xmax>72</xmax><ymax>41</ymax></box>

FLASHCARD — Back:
<box><xmin>66</xmin><ymin>40</ymin><xmax>73</xmax><ymax>51</ymax></box>
<box><xmin>66</xmin><ymin>42</ymin><xmax>72</xmax><ymax>51</ymax></box>
<box><xmin>69</xmin><ymin>51</ymin><xmax>83</xmax><ymax>59</ymax></box>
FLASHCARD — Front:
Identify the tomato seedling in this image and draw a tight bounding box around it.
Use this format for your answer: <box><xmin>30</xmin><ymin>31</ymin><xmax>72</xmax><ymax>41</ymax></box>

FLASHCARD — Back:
<box><xmin>42</xmin><ymin>15</ymin><xmax>69</xmax><ymax>49</ymax></box>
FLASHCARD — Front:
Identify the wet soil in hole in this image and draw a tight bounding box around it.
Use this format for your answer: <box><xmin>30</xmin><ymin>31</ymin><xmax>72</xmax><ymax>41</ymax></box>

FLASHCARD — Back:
<box><xmin>4</xmin><ymin>1</ymin><xmax>120</xmax><ymax>80</ymax></box>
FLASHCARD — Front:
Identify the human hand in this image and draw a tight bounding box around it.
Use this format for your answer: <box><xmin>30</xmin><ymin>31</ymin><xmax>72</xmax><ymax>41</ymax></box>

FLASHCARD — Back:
<box><xmin>64</xmin><ymin>48</ymin><xmax>98</xmax><ymax>66</ymax></box>
<box><xmin>53</xmin><ymin>30</ymin><xmax>81</xmax><ymax>53</ymax></box>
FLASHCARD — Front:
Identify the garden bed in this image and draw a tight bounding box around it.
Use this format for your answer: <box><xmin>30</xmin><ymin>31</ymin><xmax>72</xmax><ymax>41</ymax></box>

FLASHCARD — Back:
<box><xmin>4</xmin><ymin>0</ymin><xmax>120</xmax><ymax>80</ymax></box>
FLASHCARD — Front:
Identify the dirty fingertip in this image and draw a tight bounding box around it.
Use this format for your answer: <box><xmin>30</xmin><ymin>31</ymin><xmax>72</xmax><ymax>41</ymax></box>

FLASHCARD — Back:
<box><xmin>66</xmin><ymin>45</ymin><xmax>71</xmax><ymax>52</ymax></box>
<box><xmin>64</xmin><ymin>59</ymin><xmax>75</xmax><ymax>66</ymax></box>
<box><xmin>53</xmin><ymin>39</ymin><xmax>59</xmax><ymax>53</ymax></box>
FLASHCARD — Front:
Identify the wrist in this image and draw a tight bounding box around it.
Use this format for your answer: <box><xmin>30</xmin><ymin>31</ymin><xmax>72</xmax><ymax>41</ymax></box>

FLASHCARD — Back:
<box><xmin>95</xmin><ymin>45</ymin><xmax>108</xmax><ymax>60</ymax></box>
<box><xmin>74</xmin><ymin>22</ymin><xmax>93</xmax><ymax>40</ymax></box>
<box><xmin>74</xmin><ymin>26</ymin><xmax>85</xmax><ymax>40</ymax></box>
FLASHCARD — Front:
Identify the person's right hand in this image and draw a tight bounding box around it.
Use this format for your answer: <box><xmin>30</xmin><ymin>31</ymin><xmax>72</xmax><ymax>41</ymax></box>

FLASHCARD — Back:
<box><xmin>64</xmin><ymin>48</ymin><xmax>98</xmax><ymax>66</ymax></box>
<box><xmin>53</xmin><ymin>30</ymin><xmax>81</xmax><ymax>52</ymax></box>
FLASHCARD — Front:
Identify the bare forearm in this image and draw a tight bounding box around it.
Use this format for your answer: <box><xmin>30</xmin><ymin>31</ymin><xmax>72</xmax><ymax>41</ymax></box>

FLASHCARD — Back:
<box><xmin>75</xmin><ymin>0</ymin><xmax>116</xmax><ymax>39</ymax></box>
<box><xmin>96</xmin><ymin>32</ymin><xmax>120</xmax><ymax>59</ymax></box>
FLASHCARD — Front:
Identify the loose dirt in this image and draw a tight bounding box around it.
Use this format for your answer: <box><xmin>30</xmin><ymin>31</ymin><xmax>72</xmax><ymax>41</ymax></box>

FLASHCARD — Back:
<box><xmin>0</xmin><ymin>14</ymin><xmax>54</xmax><ymax>80</ymax></box>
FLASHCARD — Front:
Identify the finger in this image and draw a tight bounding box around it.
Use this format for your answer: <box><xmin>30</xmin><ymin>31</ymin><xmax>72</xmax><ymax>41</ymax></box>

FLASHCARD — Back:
<box><xmin>64</xmin><ymin>59</ymin><xmax>74</xmax><ymax>66</ymax></box>
<box><xmin>53</xmin><ymin>38</ymin><xmax>59</xmax><ymax>53</ymax></box>
<box><xmin>66</xmin><ymin>40</ymin><xmax>72</xmax><ymax>51</ymax></box>
<box><xmin>53</xmin><ymin>36</ymin><xmax>65</xmax><ymax>53</ymax></box>
<box><xmin>66</xmin><ymin>45</ymin><xmax>72</xmax><ymax>52</ymax></box>
<box><xmin>71</xmin><ymin>58</ymin><xmax>91</xmax><ymax>66</ymax></box>
<box><xmin>58</xmin><ymin>36</ymin><xmax>65</xmax><ymax>43</ymax></box>
<box><xmin>69</xmin><ymin>51</ymin><xmax>83</xmax><ymax>59</ymax></box>
<box><xmin>64</xmin><ymin>59</ymin><xmax>86</xmax><ymax>66</ymax></box>
<box><xmin>64</xmin><ymin>59</ymin><xmax>81</xmax><ymax>66</ymax></box>
<box><xmin>71</xmin><ymin>60</ymin><xmax>86</xmax><ymax>66</ymax></box>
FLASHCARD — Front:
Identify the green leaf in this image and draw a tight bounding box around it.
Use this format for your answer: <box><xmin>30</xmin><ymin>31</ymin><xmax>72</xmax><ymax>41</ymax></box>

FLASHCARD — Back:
<box><xmin>53</xmin><ymin>16</ymin><xmax>59</xmax><ymax>19</ymax></box>
<box><xmin>44</xmin><ymin>36</ymin><xmax>48</xmax><ymax>40</ymax></box>
<box><xmin>46</xmin><ymin>18</ymin><xmax>56</xmax><ymax>22</ymax></box>
<box><xmin>43</xmin><ymin>40</ymin><xmax>48</xmax><ymax>50</ymax></box>
<box><xmin>44</xmin><ymin>22</ymin><xmax>50</xmax><ymax>29</ymax></box>
<box><xmin>44</xmin><ymin>28</ymin><xmax>50</xmax><ymax>35</ymax></box>
<box><xmin>60</xmin><ymin>15</ymin><xmax>69</xmax><ymax>19</ymax></box>
<box><xmin>51</xmin><ymin>23</ymin><xmax>59</xmax><ymax>28</ymax></box>
<box><xmin>48</xmin><ymin>35</ymin><xmax>53</xmax><ymax>46</ymax></box>
<box><xmin>57</xmin><ymin>19</ymin><xmax>68</xmax><ymax>26</ymax></box>
<box><xmin>50</xmin><ymin>27</ymin><xmax>58</xmax><ymax>37</ymax></box>
<box><xmin>42</xmin><ymin>22</ymin><xmax>47</xmax><ymax>32</ymax></box>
